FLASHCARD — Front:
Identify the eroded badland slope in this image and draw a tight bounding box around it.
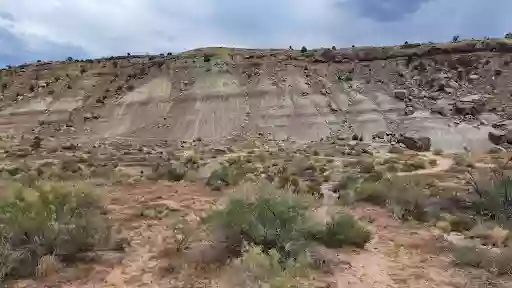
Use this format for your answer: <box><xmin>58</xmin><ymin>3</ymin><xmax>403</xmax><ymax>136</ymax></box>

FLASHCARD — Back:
<box><xmin>1</xmin><ymin>39</ymin><xmax>512</xmax><ymax>151</ymax></box>
<box><xmin>2</xmin><ymin>39</ymin><xmax>512</xmax><ymax>288</ymax></box>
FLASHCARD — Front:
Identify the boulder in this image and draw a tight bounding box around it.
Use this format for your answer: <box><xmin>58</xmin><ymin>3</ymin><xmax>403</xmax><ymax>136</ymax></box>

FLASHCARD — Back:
<box><xmin>454</xmin><ymin>95</ymin><xmax>487</xmax><ymax>116</ymax></box>
<box><xmin>430</xmin><ymin>104</ymin><xmax>451</xmax><ymax>116</ymax></box>
<box><xmin>491</xmin><ymin>119</ymin><xmax>512</xmax><ymax>130</ymax></box>
<box><xmin>393</xmin><ymin>89</ymin><xmax>407</xmax><ymax>101</ymax></box>
<box><xmin>398</xmin><ymin>135</ymin><xmax>431</xmax><ymax>152</ymax></box>
<box><xmin>488</xmin><ymin>131</ymin><xmax>505</xmax><ymax>145</ymax></box>
<box><xmin>446</xmin><ymin>80</ymin><xmax>460</xmax><ymax>90</ymax></box>
<box><xmin>506</xmin><ymin>130</ymin><xmax>512</xmax><ymax>145</ymax></box>
<box><xmin>468</xmin><ymin>74</ymin><xmax>480</xmax><ymax>80</ymax></box>
<box><xmin>404</xmin><ymin>106</ymin><xmax>415</xmax><ymax>116</ymax></box>
<box><xmin>372</xmin><ymin>131</ymin><xmax>386</xmax><ymax>140</ymax></box>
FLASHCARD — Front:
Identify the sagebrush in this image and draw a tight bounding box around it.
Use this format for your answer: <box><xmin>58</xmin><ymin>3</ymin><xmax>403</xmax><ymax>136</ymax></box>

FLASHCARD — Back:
<box><xmin>0</xmin><ymin>181</ymin><xmax>111</xmax><ymax>280</ymax></box>
<box><xmin>204</xmin><ymin>182</ymin><xmax>371</xmax><ymax>266</ymax></box>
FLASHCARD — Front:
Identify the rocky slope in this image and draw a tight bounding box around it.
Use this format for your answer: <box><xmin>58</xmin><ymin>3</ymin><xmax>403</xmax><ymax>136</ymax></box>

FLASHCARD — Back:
<box><xmin>1</xmin><ymin>39</ymin><xmax>512</xmax><ymax>152</ymax></box>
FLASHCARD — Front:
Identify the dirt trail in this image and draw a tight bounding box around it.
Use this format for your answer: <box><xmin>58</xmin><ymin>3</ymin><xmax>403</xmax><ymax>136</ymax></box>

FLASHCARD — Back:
<box><xmin>317</xmin><ymin>185</ymin><xmax>471</xmax><ymax>288</ymax></box>
<box><xmin>396</xmin><ymin>153</ymin><xmax>454</xmax><ymax>176</ymax></box>
<box><xmin>65</xmin><ymin>183</ymin><xmax>217</xmax><ymax>287</ymax></box>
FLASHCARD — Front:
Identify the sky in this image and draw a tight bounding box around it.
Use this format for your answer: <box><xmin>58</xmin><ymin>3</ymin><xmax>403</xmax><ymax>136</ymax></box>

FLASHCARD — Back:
<box><xmin>0</xmin><ymin>0</ymin><xmax>511</xmax><ymax>67</ymax></box>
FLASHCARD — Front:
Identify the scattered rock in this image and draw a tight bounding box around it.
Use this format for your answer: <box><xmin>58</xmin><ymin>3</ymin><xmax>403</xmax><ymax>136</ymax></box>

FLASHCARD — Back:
<box><xmin>404</xmin><ymin>106</ymin><xmax>415</xmax><ymax>116</ymax></box>
<box><xmin>446</xmin><ymin>80</ymin><xmax>460</xmax><ymax>90</ymax></box>
<box><xmin>505</xmin><ymin>130</ymin><xmax>512</xmax><ymax>145</ymax></box>
<box><xmin>372</xmin><ymin>131</ymin><xmax>386</xmax><ymax>140</ymax></box>
<box><xmin>398</xmin><ymin>134</ymin><xmax>431</xmax><ymax>152</ymax></box>
<box><xmin>61</xmin><ymin>142</ymin><xmax>78</xmax><ymax>150</ymax></box>
<box><xmin>430</xmin><ymin>104</ymin><xmax>451</xmax><ymax>116</ymax></box>
<box><xmin>393</xmin><ymin>89</ymin><xmax>407</xmax><ymax>101</ymax></box>
<box><xmin>454</xmin><ymin>95</ymin><xmax>487</xmax><ymax>116</ymax></box>
<box><xmin>488</xmin><ymin>131</ymin><xmax>505</xmax><ymax>145</ymax></box>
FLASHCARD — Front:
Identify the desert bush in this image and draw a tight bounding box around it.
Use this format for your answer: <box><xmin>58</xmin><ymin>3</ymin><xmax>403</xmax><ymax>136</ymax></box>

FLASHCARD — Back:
<box><xmin>147</xmin><ymin>162</ymin><xmax>187</xmax><ymax>182</ymax></box>
<box><xmin>300</xmin><ymin>46</ymin><xmax>308</xmax><ymax>53</ymax></box>
<box><xmin>453</xmin><ymin>245</ymin><xmax>512</xmax><ymax>275</ymax></box>
<box><xmin>0</xmin><ymin>181</ymin><xmax>111</xmax><ymax>280</ymax></box>
<box><xmin>204</xmin><ymin>185</ymin><xmax>310</xmax><ymax>263</ymax></box>
<box><xmin>401</xmin><ymin>159</ymin><xmax>427</xmax><ymax>172</ymax></box>
<box><xmin>433</xmin><ymin>148</ymin><xmax>444</xmax><ymax>155</ymax></box>
<box><xmin>469</xmin><ymin>169</ymin><xmax>512</xmax><ymax>222</ymax></box>
<box><xmin>386</xmin><ymin>177</ymin><xmax>429</xmax><ymax>221</ymax></box>
<box><xmin>355</xmin><ymin>181</ymin><xmax>388</xmax><ymax>206</ymax></box>
<box><xmin>453</xmin><ymin>245</ymin><xmax>487</xmax><ymax>268</ymax></box>
<box><xmin>309</xmin><ymin>214</ymin><xmax>371</xmax><ymax>249</ymax></box>
<box><xmin>358</xmin><ymin>159</ymin><xmax>375</xmax><ymax>174</ymax></box>
<box><xmin>222</xmin><ymin>246</ymin><xmax>311</xmax><ymax>288</ymax></box>
<box><xmin>335</xmin><ymin>71</ymin><xmax>353</xmax><ymax>82</ymax></box>
<box><xmin>355</xmin><ymin>177</ymin><xmax>429</xmax><ymax>221</ymax></box>
<box><xmin>428</xmin><ymin>158</ymin><xmax>438</xmax><ymax>167</ymax></box>
<box><xmin>505</xmin><ymin>32</ymin><xmax>512</xmax><ymax>39</ymax></box>
<box><xmin>440</xmin><ymin>213</ymin><xmax>476</xmax><ymax>233</ymax></box>
<box><xmin>206</xmin><ymin>164</ymin><xmax>247</xmax><ymax>190</ymax></box>
<box><xmin>204</xmin><ymin>182</ymin><xmax>371</xmax><ymax>265</ymax></box>
<box><xmin>386</xmin><ymin>163</ymin><xmax>400</xmax><ymax>172</ymax></box>
<box><xmin>411</xmin><ymin>159</ymin><xmax>427</xmax><ymax>170</ymax></box>
<box><xmin>453</xmin><ymin>153</ymin><xmax>474</xmax><ymax>168</ymax></box>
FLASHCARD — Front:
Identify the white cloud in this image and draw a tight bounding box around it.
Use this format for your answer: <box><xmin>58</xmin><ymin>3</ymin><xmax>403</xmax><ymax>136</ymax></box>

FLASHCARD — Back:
<box><xmin>0</xmin><ymin>0</ymin><xmax>218</xmax><ymax>56</ymax></box>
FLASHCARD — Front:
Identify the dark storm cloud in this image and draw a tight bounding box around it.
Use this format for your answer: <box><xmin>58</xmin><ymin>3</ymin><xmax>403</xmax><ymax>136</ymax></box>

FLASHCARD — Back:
<box><xmin>342</xmin><ymin>0</ymin><xmax>432</xmax><ymax>22</ymax></box>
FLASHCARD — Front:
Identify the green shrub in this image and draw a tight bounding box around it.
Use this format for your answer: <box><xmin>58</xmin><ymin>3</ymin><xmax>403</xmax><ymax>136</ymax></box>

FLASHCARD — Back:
<box><xmin>358</xmin><ymin>159</ymin><xmax>375</xmax><ymax>174</ymax></box>
<box><xmin>204</xmin><ymin>183</ymin><xmax>371</xmax><ymax>265</ymax></box>
<box><xmin>453</xmin><ymin>246</ymin><xmax>512</xmax><ymax>275</ymax></box>
<box><xmin>453</xmin><ymin>246</ymin><xmax>487</xmax><ymax>268</ymax></box>
<box><xmin>453</xmin><ymin>153</ymin><xmax>474</xmax><ymax>168</ymax></box>
<box><xmin>355</xmin><ymin>181</ymin><xmax>388</xmax><ymax>205</ymax></box>
<box><xmin>433</xmin><ymin>148</ymin><xmax>444</xmax><ymax>156</ymax></box>
<box><xmin>204</xmin><ymin>185</ymin><xmax>310</xmax><ymax>263</ymax></box>
<box><xmin>0</xmin><ymin>182</ymin><xmax>111</xmax><ymax>280</ymax></box>
<box><xmin>148</xmin><ymin>162</ymin><xmax>187</xmax><ymax>182</ymax></box>
<box><xmin>332</xmin><ymin>175</ymin><xmax>359</xmax><ymax>193</ymax></box>
<box><xmin>428</xmin><ymin>159</ymin><xmax>438</xmax><ymax>167</ymax></box>
<box><xmin>386</xmin><ymin>178</ymin><xmax>429</xmax><ymax>221</ymax></box>
<box><xmin>410</xmin><ymin>159</ymin><xmax>427</xmax><ymax>170</ymax></box>
<box><xmin>355</xmin><ymin>177</ymin><xmax>429</xmax><ymax>221</ymax></box>
<box><xmin>206</xmin><ymin>163</ymin><xmax>248</xmax><ymax>190</ymax></box>
<box><xmin>469</xmin><ymin>170</ymin><xmax>512</xmax><ymax>222</ymax></box>
<box><xmin>335</xmin><ymin>71</ymin><xmax>353</xmax><ymax>82</ymax></box>
<box><xmin>223</xmin><ymin>246</ymin><xmax>310</xmax><ymax>288</ymax></box>
<box><xmin>364</xmin><ymin>170</ymin><xmax>384</xmax><ymax>183</ymax></box>
<box><xmin>310</xmin><ymin>214</ymin><xmax>371</xmax><ymax>249</ymax></box>
<box><xmin>505</xmin><ymin>32</ymin><xmax>512</xmax><ymax>39</ymax></box>
<box><xmin>300</xmin><ymin>46</ymin><xmax>308</xmax><ymax>53</ymax></box>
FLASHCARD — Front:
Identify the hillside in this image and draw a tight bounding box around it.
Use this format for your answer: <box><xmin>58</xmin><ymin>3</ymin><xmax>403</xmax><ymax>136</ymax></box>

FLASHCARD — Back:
<box><xmin>2</xmin><ymin>39</ymin><xmax>512</xmax><ymax>287</ymax></box>
<box><xmin>1</xmin><ymin>39</ymin><xmax>512</xmax><ymax>151</ymax></box>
